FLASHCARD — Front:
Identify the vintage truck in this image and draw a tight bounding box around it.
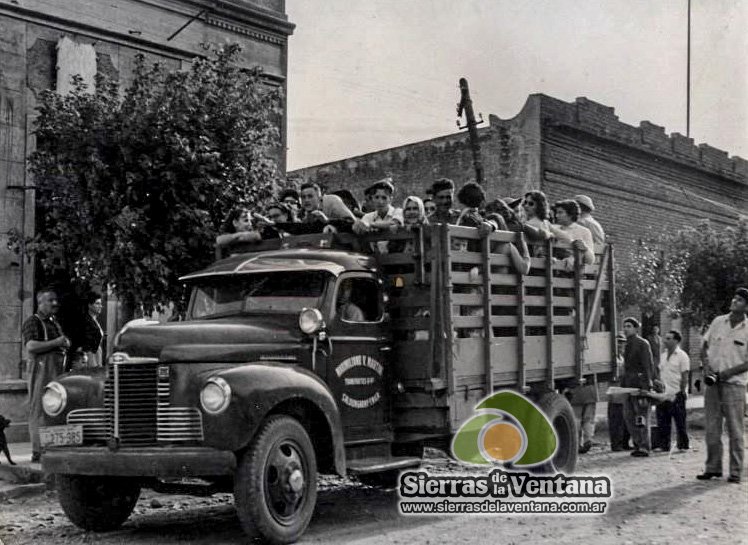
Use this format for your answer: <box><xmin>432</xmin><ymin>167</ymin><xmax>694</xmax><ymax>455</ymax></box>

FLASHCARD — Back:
<box><xmin>40</xmin><ymin>224</ymin><xmax>617</xmax><ymax>544</ymax></box>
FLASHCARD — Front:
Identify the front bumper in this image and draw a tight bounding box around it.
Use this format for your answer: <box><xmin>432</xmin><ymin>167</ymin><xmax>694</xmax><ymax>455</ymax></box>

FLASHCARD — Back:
<box><xmin>42</xmin><ymin>446</ymin><xmax>236</xmax><ymax>477</ymax></box>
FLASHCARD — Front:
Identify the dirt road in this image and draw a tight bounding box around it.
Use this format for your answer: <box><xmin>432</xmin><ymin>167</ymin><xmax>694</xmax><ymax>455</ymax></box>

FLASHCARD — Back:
<box><xmin>1</xmin><ymin>428</ymin><xmax>746</xmax><ymax>545</ymax></box>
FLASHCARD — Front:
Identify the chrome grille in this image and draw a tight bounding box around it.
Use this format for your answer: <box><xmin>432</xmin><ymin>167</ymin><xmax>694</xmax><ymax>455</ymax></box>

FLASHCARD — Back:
<box><xmin>105</xmin><ymin>362</ymin><xmax>158</xmax><ymax>445</ymax></box>
<box><xmin>101</xmin><ymin>361</ymin><xmax>204</xmax><ymax>445</ymax></box>
<box><xmin>157</xmin><ymin>408</ymin><xmax>204</xmax><ymax>442</ymax></box>
<box><xmin>67</xmin><ymin>408</ymin><xmax>108</xmax><ymax>441</ymax></box>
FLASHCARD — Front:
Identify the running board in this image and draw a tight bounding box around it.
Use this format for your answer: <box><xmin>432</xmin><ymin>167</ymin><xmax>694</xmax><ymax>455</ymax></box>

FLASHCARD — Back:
<box><xmin>347</xmin><ymin>456</ymin><xmax>421</xmax><ymax>475</ymax></box>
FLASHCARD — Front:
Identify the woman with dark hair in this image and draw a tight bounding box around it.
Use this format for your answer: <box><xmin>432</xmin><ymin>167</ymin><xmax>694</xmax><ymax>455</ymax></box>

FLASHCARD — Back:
<box><xmin>522</xmin><ymin>190</ymin><xmax>553</xmax><ymax>241</ymax></box>
<box><xmin>483</xmin><ymin>199</ymin><xmax>531</xmax><ymax>275</ymax></box>
<box><xmin>550</xmin><ymin>199</ymin><xmax>595</xmax><ymax>269</ymax></box>
<box><xmin>79</xmin><ymin>291</ymin><xmax>104</xmax><ymax>368</ymax></box>
<box><xmin>216</xmin><ymin>208</ymin><xmax>262</xmax><ymax>249</ymax></box>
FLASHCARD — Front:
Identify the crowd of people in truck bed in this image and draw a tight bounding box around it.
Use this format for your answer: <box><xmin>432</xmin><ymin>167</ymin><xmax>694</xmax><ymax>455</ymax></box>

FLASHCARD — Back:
<box><xmin>217</xmin><ymin>176</ymin><xmax>606</xmax><ymax>273</ymax></box>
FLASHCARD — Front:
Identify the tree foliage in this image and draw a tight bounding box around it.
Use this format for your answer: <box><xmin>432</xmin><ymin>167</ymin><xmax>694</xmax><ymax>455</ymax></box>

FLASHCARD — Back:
<box><xmin>617</xmin><ymin>218</ymin><xmax>748</xmax><ymax>327</ymax></box>
<box><xmin>11</xmin><ymin>44</ymin><xmax>282</xmax><ymax>313</ymax></box>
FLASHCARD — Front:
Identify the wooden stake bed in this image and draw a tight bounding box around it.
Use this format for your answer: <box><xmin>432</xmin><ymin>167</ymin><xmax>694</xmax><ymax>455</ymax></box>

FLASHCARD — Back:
<box><xmin>220</xmin><ymin>224</ymin><xmax>617</xmax><ymax>436</ymax></box>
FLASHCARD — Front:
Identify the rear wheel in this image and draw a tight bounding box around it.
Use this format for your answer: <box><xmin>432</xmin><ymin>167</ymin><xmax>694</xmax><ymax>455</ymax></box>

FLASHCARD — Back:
<box><xmin>234</xmin><ymin>415</ymin><xmax>317</xmax><ymax>544</ymax></box>
<box><xmin>57</xmin><ymin>475</ymin><xmax>140</xmax><ymax>531</ymax></box>
<box><xmin>535</xmin><ymin>392</ymin><xmax>578</xmax><ymax>474</ymax></box>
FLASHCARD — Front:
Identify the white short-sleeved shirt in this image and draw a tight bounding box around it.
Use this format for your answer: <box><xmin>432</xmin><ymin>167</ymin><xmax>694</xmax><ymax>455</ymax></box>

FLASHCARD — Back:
<box><xmin>361</xmin><ymin>206</ymin><xmax>403</xmax><ymax>253</ymax></box>
<box><xmin>703</xmin><ymin>314</ymin><xmax>748</xmax><ymax>386</ymax></box>
<box><xmin>658</xmin><ymin>347</ymin><xmax>690</xmax><ymax>394</ymax></box>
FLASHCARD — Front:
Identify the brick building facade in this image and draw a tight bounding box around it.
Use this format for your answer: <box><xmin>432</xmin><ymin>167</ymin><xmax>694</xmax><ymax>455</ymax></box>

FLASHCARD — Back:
<box><xmin>0</xmin><ymin>0</ymin><xmax>294</xmax><ymax>440</ymax></box>
<box><xmin>291</xmin><ymin>94</ymin><xmax>748</xmax><ymax>358</ymax></box>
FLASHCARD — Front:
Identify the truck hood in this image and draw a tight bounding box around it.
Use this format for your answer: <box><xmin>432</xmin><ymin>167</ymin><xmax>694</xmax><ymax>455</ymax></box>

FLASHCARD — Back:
<box><xmin>115</xmin><ymin>316</ymin><xmax>305</xmax><ymax>361</ymax></box>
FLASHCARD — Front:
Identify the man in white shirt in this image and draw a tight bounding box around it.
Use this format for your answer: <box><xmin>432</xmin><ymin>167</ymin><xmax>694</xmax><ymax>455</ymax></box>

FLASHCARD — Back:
<box><xmin>697</xmin><ymin>287</ymin><xmax>748</xmax><ymax>483</ymax></box>
<box><xmin>653</xmin><ymin>330</ymin><xmax>690</xmax><ymax>452</ymax></box>
<box><xmin>298</xmin><ymin>182</ymin><xmax>356</xmax><ymax>223</ymax></box>
<box><xmin>353</xmin><ymin>178</ymin><xmax>403</xmax><ymax>252</ymax></box>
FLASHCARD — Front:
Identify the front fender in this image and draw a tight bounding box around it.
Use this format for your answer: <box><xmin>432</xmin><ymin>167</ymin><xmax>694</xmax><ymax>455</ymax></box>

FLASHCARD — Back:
<box><xmin>201</xmin><ymin>363</ymin><xmax>345</xmax><ymax>475</ymax></box>
<box><xmin>44</xmin><ymin>368</ymin><xmax>106</xmax><ymax>426</ymax></box>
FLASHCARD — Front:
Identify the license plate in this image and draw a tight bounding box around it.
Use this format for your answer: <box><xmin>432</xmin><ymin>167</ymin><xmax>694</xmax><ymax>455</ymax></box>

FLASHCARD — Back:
<box><xmin>39</xmin><ymin>424</ymin><xmax>83</xmax><ymax>448</ymax></box>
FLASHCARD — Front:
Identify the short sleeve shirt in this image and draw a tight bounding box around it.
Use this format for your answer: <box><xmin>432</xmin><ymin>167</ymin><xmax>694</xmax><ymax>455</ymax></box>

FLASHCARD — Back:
<box><xmin>658</xmin><ymin>347</ymin><xmax>690</xmax><ymax>394</ymax></box>
<box><xmin>703</xmin><ymin>314</ymin><xmax>748</xmax><ymax>386</ymax></box>
<box><xmin>22</xmin><ymin>314</ymin><xmax>64</xmax><ymax>355</ymax></box>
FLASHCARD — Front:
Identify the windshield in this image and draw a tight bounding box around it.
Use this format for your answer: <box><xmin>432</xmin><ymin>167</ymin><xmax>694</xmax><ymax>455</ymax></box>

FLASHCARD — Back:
<box><xmin>188</xmin><ymin>271</ymin><xmax>330</xmax><ymax>320</ymax></box>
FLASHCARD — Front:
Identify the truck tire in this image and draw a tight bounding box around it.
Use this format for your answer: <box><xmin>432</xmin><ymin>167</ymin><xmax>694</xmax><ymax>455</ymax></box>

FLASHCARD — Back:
<box><xmin>57</xmin><ymin>475</ymin><xmax>140</xmax><ymax>531</ymax></box>
<box><xmin>234</xmin><ymin>415</ymin><xmax>317</xmax><ymax>545</ymax></box>
<box><xmin>535</xmin><ymin>392</ymin><xmax>578</xmax><ymax>474</ymax></box>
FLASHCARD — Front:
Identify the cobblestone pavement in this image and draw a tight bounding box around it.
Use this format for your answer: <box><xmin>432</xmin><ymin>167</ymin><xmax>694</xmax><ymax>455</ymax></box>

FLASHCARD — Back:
<box><xmin>1</xmin><ymin>428</ymin><xmax>746</xmax><ymax>545</ymax></box>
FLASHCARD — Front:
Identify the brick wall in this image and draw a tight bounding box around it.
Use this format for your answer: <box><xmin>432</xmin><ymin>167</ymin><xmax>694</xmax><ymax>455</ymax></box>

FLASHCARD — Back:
<box><xmin>290</xmin><ymin>94</ymin><xmax>747</xmax><ymax>361</ymax></box>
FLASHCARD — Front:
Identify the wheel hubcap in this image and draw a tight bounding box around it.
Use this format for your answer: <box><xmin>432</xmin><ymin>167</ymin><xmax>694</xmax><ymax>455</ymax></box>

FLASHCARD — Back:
<box><xmin>266</xmin><ymin>441</ymin><xmax>307</xmax><ymax>523</ymax></box>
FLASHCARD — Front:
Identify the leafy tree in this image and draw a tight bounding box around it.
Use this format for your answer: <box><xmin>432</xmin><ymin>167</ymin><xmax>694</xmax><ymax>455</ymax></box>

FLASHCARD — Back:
<box><xmin>669</xmin><ymin>218</ymin><xmax>748</xmax><ymax>327</ymax></box>
<box><xmin>616</xmin><ymin>218</ymin><xmax>748</xmax><ymax>328</ymax></box>
<box><xmin>616</xmin><ymin>240</ymin><xmax>686</xmax><ymax>318</ymax></box>
<box><xmin>10</xmin><ymin>44</ymin><xmax>282</xmax><ymax>314</ymax></box>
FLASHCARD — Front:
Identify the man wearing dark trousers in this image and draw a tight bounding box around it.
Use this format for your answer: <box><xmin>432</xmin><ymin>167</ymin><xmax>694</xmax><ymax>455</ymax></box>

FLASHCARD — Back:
<box><xmin>621</xmin><ymin>317</ymin><xmax>654</xmax><ymax>457</ymax></box>
<box><xmin>654</xmin><ymin>330</ymin><xmax>690</xmax><ymax>452</ymax></box>
<box><xmin>697</xmin><ymin>287</ymin><xmax>748</xmax><ymax>484</ymax></box>
<box><xmin>608</xmin><ymin>333</ymin><xmax>632</xmax><ymax>451</ymax></box>
<box><xmin>23</xmin><ymin>288</ymin><xmax>71</xmax><ymax>463</ymax></box>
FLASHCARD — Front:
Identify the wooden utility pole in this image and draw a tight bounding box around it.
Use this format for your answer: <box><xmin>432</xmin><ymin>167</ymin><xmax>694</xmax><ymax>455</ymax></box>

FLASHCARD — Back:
<box><xmin>457</xmin><ymin>78</ymin><xmax>485</xmax><ymax>186</ymax></box>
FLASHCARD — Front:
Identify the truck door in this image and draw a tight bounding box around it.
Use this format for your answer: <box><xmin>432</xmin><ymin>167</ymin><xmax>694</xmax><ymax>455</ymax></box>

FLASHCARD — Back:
<box><xmin>326</xmin><ymin>274</ymin><xmax>391</xmax><ymax>442</ymax></box>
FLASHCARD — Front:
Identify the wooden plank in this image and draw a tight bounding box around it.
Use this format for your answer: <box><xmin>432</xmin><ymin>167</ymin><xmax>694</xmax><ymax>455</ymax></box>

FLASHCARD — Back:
<box><xmin>585</xmin><ymin>245</ymin><xmax>610</xmax><ymax>336</ymax></box>
<box><xmin>608</xmin><ymin>245</ymin><xmax>619</xmax><ymax>378</ymax></box>
<box><xmin>440</xmin><ymin>225</ymin><xmax>455</xmax><ymax>395</ymax></box>
<box><xmin>517</xmin><ymin>262</ymin><xmax>527</xmax><ymax>392</ymax></box>
<box><xmin>585</xmin><ymin>332</ymin><xmax>612</xmax><ymax>365</ymax></box>
<box><xmin>545</xmin><ymin>239</ymin><xmax>555</xmax><ymax>388</ymax></box>
<box><xmin>573</xmin><ymin>248</ymin><xmax>584</xmax><ymax>381</ymax></box>
<box><xmin>430</xmin><ymin>227</ymin><xmax>442</xmax><ymax>380</ymax></box>
<box><xmin>481</xmin><ymin>234</ymin><xmax>493</xmax><ymax>394</ymax></box>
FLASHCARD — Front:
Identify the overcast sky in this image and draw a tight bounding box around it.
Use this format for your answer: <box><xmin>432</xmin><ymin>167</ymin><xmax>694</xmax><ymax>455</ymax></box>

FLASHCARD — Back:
<box><xmin>285</xmin><ymin>0</ymin><xmax>747</xmax><ymax>171</ymax></box>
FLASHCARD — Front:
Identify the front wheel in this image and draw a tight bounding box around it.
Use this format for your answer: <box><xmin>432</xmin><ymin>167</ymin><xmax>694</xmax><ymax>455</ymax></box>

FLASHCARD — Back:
<box><xmin>234</xmin><ymin>415</ymin><xmax>317</xmax><ymax>545</ymax></box>
<box><xmin>57</xmin><ymin>475</ymin><xmax>140</xmax><ymax>531</ymax></box>
<box><xmin>535</xmin><ymin>391</ymin><xmax>578</xmax><ymax>474</ymax></box>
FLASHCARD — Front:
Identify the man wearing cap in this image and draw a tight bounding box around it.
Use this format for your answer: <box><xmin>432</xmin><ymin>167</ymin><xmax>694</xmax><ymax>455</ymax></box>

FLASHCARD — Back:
<box><xmin>428</xmin><ymin>178</ymin><xmax>461</xmax><ymax>224</ymax></box>
<box><xmin>353</xmin><ymin>178</ymin><xmax>403</xmax><ymax>252</ymax></box>
<box><xmin>621</xmin><ymin>317</ymin><xmax>654</xmax><ymax>457</ymax></box>
<box><xmin>574</xmin><ymin>195</ymin><xmax>605</xmax><ymax>246</ymax></box>
<box><xmin>697</xmin><ymin>287</ymin><xmax>748</xmax><ymax>483</ymax></box>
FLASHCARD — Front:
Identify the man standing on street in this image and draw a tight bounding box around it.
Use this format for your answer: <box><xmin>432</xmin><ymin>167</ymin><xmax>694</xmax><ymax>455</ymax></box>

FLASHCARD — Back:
<box><xmin>608</xmin><ymin>332</ymin><xmax>633</xmax><ymax>451</ymax></box>
<box><xmin>621</xmin><ymin>317</ymin><xmax>654</xmax><ymax>457</ymax></box>
<box><xmin>697</xmin><ymin>287</ymin><xmax>748</xmax><ymax>484</ymax></box>
<box><xmin>654</xmin><ymin>330</ymin><xmax>690</xmax><ymax>452</ymax></box>
<box><xmin>23</xmin><ymin>288</ymin><xmax>71</xmax><ymax>463</ymax></box>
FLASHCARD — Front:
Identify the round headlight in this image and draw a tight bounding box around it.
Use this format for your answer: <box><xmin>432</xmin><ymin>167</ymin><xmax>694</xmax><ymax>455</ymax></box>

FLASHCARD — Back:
<box><xmin>299</xmin><ymin>307</ymin><xmax>324</xmax><ymax>335</ymax></box>
<box><xmin>200</xmin><ymin>377</ymin><xmax>231</xmax><ymax>415</ymax></box>
<box><xmin>42</xmin><ymin>382</ymin><xmax>67</xmax><ymax>417</ymax></box>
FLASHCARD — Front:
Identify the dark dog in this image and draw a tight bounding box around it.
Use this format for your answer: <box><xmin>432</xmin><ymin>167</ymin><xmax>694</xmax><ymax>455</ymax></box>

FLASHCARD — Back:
<box><xmin>0</xmin><ymin>414</ymin><xmax>16</xmax><ymax>465</ymax></box>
